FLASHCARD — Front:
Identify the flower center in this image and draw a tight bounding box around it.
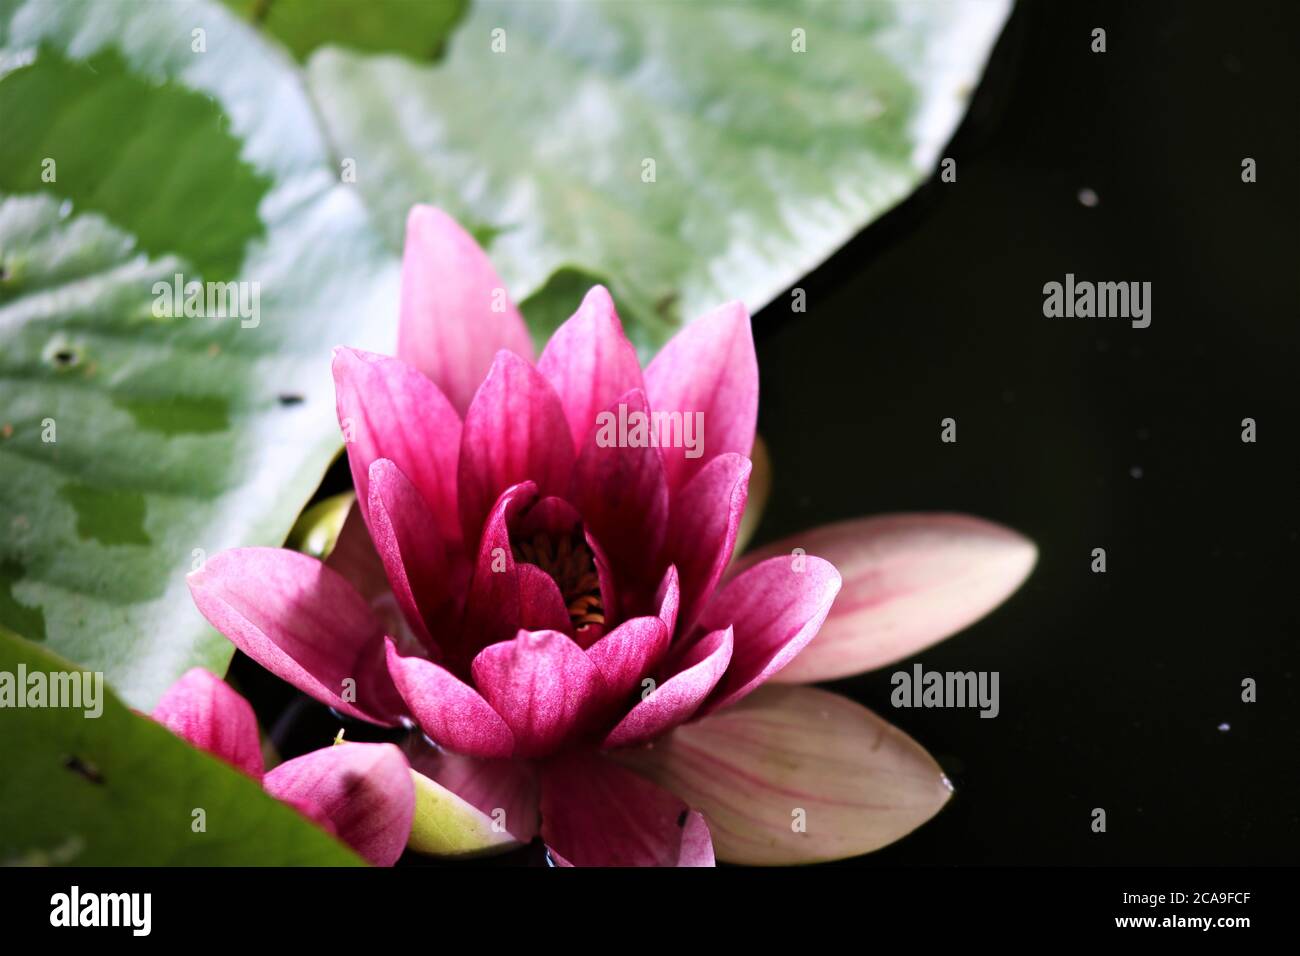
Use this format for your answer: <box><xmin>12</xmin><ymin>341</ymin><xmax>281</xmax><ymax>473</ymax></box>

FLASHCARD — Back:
<box><xmin>512</xmin><ymin>530</ymin><xmax>604</xmax><ymax>632</ymax></box>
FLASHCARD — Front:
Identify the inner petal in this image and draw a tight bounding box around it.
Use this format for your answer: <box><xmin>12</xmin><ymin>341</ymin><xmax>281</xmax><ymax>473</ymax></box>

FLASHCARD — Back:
<box><xmin>512</xmin><ymin>527</ymin><xmax>604</xmax><ymax>638</ymax></box>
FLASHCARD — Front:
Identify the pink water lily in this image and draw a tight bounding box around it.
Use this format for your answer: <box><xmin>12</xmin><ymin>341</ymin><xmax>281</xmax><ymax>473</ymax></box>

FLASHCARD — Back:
<box><xmin>152</xmin><ymin>668</ymin><xmax>415</xmax><ymax>866</ymax></box>
<box><xmin>187</xmin><ymin>206</ymin><xmax>1036</xmax><ymax>866</ymax></box>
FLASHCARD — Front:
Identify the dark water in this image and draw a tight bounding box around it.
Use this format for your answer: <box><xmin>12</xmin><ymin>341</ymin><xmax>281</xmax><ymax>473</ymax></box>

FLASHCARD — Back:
<box><xmin>750</xmin><ymin>0</ymin><xmax>1300</xmax><ymax>864</ymax></box>
<box><xmin>236</xmin><ymin>0</ymin><xmax>1299</xmax><ymax>866</ymax></box>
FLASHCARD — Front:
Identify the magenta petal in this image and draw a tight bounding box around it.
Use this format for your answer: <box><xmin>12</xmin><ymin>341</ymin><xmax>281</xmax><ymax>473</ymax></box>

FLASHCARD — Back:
<box><xmin>537</xmin><ymin>285</ymin><xmax>645</xmax><ymax>449</ymax></box>
<box><xmin>571</xmin><ymin>389</ymin><xmax>670</xmax><ymax>591</ymax></box>
<box><xmin>407</xmin><ymin>744</ymin><xmax>540</xmax><ymax>843</ymax></box>
<box><xmin>461</xmin><ymin>482</ymin><xmax>536</xmax><ymax>659</ymax></box>
<box><xmin>643</xmin><ymin>300</ymin><xmax>757</xmax><ymax>492</ymax></box>
<box><xmin>471</xmin><ymin>630</ymin><xmax>607</xmax><ymax>758</ymax></box>
<box><xmin>668</xmin><ymin>452</ymin><xmax>751</xmax><ymax>629</ymax></box>
<box><xmin>188</xmin><ymin>548</ymin><xmax>404</xmax><ymax>725</ymax></box>
<box><xmin>604</xmin><ymin>626</ymin><xmax>733</xmax><ymax>748</ymax></box>
<box><xmin>397</xmin><ymin>205</ymin><xmax>534</xmax><ymax>416</ymax></box>
<box><xmin>385</xmin><ymin>639</ymin><xmax>514</xmax><ymax>759</ymax></box>
<box><xmin>367</xmin><ymin>459</ymin><xmax>451</xmax><ymax>652</ymax></box>
<box><xmin>656</xmin><ymin>565</ymin><xmax>681</xmax><ymax>637</ymax></box>
<box><xmin>152</xmin><ymin>668</ymin><xmax>264</xmax><ymax>779</ymax></box>
<box><xmin>458</xmin><ymin>351</ymin><xmax>576</xmax><ymax>546</ymax></box>
<box><xmin>696</xmin><ymin>555</ymin><xmax>841</xmax><ymax>715</ymax></box>
<box><xmin>333</xmin><ymin>346</ymin><xmax>462</xmax><ymax>547</ymax></box>
<box><xmin>263</xmin><ymin>742</ymin><xmax>415</xmax><ymax>867</ymax></box>
<box><xmin>517</xmin><ymin>564</ymin><xmax>572</xmax><ymax>635</ymax></box>
<box><xmin>540</xmin><ymin>752</ymin><xmax>715</xmax><ymax>866</ymax></box>
<box><xmin>584</xmin><ymin>615</ymin><xmax>669</xmax><ymax>704</ymax></box>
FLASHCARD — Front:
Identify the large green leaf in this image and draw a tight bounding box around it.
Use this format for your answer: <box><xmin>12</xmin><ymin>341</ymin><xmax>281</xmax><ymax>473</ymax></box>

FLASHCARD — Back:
<box><xmin>305</xmin><ymin>0</ymin><xmax>1010</xmax><ymax>352</ymax></box>
<box><xmin>0</xmin><ymin>628</ymin><xmax>364</xmax><ymax>864</ymax></box>
<box><xmin>0</xmin><ymin>0</ymin><xmax>400</xmax><ymax>709</ymax></box>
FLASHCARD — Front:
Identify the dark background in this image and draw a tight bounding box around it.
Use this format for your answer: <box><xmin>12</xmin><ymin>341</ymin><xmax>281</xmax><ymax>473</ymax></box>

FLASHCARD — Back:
<box><xmin>749</xmin><ymin>0</ymin><xmax>1299</xmax><ymax>864</ymax></box>
<box><xmin>239</xmin><ymin>0</ymin><xmax>1300</xmax><ymax>866</ymax></box>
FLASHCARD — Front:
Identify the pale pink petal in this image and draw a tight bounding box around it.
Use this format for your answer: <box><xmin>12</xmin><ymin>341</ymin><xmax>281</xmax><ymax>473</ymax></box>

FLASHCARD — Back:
<box><xmin>367</xmin><ymin>459</ymin><xmax>451</xmax><ymax>653</ymax></box>
<box><xmin>695</xmin><ymin>555</ymin><xmax>840</xmax><ymax>715</ymax></box>
<box><xmin>643</xmin><ymin>300</ymin><xmax>757</xmax><ymax>492</ymax></box>
<box><xmin>667</xmin><ymin>452</ymin><xmax>751</xmax><ymax>629</ymax></box>
<box><xmin>537</xmin><ymin>285</ymin><xmax>644</xmax><ymax>449</ymax></box>
<box><xmin>744</xmin><ymin>515</ymin><xmax>1037</xmax><ymax>682</ymax></box>
<box><xmin>152</xmin><ymin>668</ymin><xmax>264</xmax><ymax>779</ymax></box>
<box><xmin>616</xmin><ymin>685</ymin><xmax>952</xmax><ymax>865</ymax></box>
<box><xmin>458</xmin><ymin>351</ymin><xmax>576</xmax><ymax>546</ymax></box>
<box><xmin>571</xmin><ymin>389</ymin><xmax>670</xmax><ymax>592</ymax></box>
<box><xmin>333</xmin><ymin>346</ymin><xmax>461</xmax><ymax>547</ymax></box>
<box><xmin>604</xmin><ymin>626</ymin><xmax>732</xmax><ymax>749</ymax></box>
<box><xmin>397</xmin><ymin>205</ymin><xmax>533</xmax><ymax>415</ymax></box>
<box><xmin>407</xmin><ymin>743</ymin><xmax>540</xmax><ymax>843</ymax></box>
<box><xmin>540</xmin><ymin>752</ymin><xmax>714</xmax><ymax>867</ymax></box>
<box><xmin>187</xmin><ymin>548</ymin><xmax>404</xmax><ymax>725</ymax></box>
<box><xmin>263</xmin><ymin>742</ymin><xmax>415</xmax><ymax>867</ymax></box>
<box><xmin>386</xmin><ymin>639</ymin><xmax>514</xmax><ymax>759</ymax></box>
<box><xmin>471</xmin><ymin>630</ymin><xmax>606</xmax><ymax>758</ymax></box>
<box><xmin>584</xmin><ymin>615</ymin><xmax>669</xmax><ymax>705</ymax></box>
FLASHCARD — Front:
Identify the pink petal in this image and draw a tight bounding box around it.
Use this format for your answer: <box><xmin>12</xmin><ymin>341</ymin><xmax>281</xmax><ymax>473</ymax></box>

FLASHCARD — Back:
<box><xmin>263</xmin><ymin>742</ymin><xmax>415</xmax><ymax>867</ymax></box>
<box><xmin>457</xmin><ymin>351</ymin><xmax>576</xmax><ymax>547</ymax></box>
<box><xmin>695</xmin><ymin>555</ymin><xmax>841</xmax><ymax>715</ymax></box>
<box><xmin>460</xmin><ymin>482</ymin><xmax>536</xmax><ymax>661</ymax></box>
<box><xmin>333</xmin><ymin>346</ymin><xmax>462</xmax><ymax>548</ymax></box>
<box><xmin>471</xmin><ymin>630</ymin><xmax>606</xmax><ymax>758</ymax></box>
<box><xmin>584</xmin><ymin>615</ymin><xmax>669</xmax><ymax>705</ymax></box>
<box><xmin>747</xmin><ymin>515</ymin><xmax>1037</xmax><ymax>682</ymax></box>
<box><xmin>367</xmin><ymin>459</ymin><xmax>451</xmax><ymax>653</ymax></box>
<box><xmin>517</xmin><ymin>563</ymin><xmax>572</xmax><ymax>635</ymax></box>
<box><xmin>643</xmin><ymin>300</ymin><xmax>757</xmax><ymax>492</ymax></box>
<box><xmin>407</xmin><ymin>743</ymin><xmax>540</xmax><ymax>843</ymax></box>
<box><xmin>537</xmin><ymin>285</ymin><xmax>644</xmax><ymax>449</ymax></box>
<box><xmin>397</xmin><ymin>205</ymin><xmax>534</xmax><ymax>415</ymax></box>
<box><xmin>667</xmin><ymin>452</ymin><xmax>751</xmax><ymax>629</ymax></box>
<box><xmin>187</xmin><ymin>548</ymin><xmax>404</xmax><ymax>725</ymax></box>
<box><xmin>540</xmin><ymin>751</ymin><xmax>714</xmax><ymax>867</ymax></box>
<box><xmin>386</xmin><ymin>639</ymin><xmax>514</xmax><ymax>759</ymax></box>
<box><xmin>616</xmin><ymin>685</ymin><xmax>951</xmax><ymax>865</ymax></box>
<box><xmin>604</xmin><ymin>626</ymin><xmax>732</xmax><ymax>749</ymax></box>
<box><xmin>571</xmin><ymin>388</ymin><xmax>670</xmax><ymax>592</ymax></box>
<box><xmin>152</xmin><ymin>668</ymin><xmax>264</xmax><ymax>779</ymax></box>
<box><xmin>655</xmin><ymin>565</ymin><xmax>680</xmax><ymax>637</ymax></box>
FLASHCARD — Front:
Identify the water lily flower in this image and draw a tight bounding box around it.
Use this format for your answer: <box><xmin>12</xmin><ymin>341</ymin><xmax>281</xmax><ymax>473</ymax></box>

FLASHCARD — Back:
<box><xmin>187</xmin><ymin>206</ymin><xmax>1036</xmax><ymax>866</ymax></box>
<box><xmin>152</xmin><ymin>668</ymin><xmax>415</xmax><ymax>866</ymax></box>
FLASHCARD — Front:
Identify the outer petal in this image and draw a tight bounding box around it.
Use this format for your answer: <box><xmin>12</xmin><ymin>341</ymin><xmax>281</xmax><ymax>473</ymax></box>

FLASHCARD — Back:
<box><xmin>745</xmin><ymin>515</ymin><xmax>1037</xmax><ymax>683</ymax></box>
<box><xmin>540</xmin><ymin>751</ymin><xmax>714</xmax><ymax>867</ymax></box>
<box><xmin>458</xmin><ymin>351</ymin><xmax>576</xmax><ymax>546</ymax></box>
<box><xmin>571</xmin><ymin>388</ymin><xmax>670</xmax><ymax>593</ymax></box>
<box><xmin>263</xmin><ymin>742</ymin><xmax>415</xmax><ymax>867</ymax></box>
<box><xmin>333</xmin><ymin>346</ymin><xmax>462</xmax><ymax>547</ymax></box>
<box><xmin>397</xmin><ymin>205</ymin><xmax>533</xmax><ymax>415</ymax></box>
<box><xmin>643</xmin><ymin>300</ymin><xmax>757</xmax><ymax>492</ymax></box>
<box><xmin>367</xmin><ymin>459</ymin><xmax>451</xmax><ymax>652</ymax></box>
<box><xmin>667</xmin><ymin>452</ymin><xmax>751</xmax><ymax>629</ymax></box>
<box><xmin>695</xmin><ymin>555</ymin><xmax>840</xmax><ymax>715</ymax></box>
<box><xmin>471</xmin><ymin>630</ymin><xmax>606</xmax><ymax>758</ymax></box>
<box><xmin>616</xmin><ymin>685</ymin><xmax>952</xmax><ymax>865</ymax></box>
<box><xmin>187</xmin><ymin>548</ymin><xmax>404</xmax><ymax>725</ymax></box>
<box><xmin>152</xmin><ymin>668</ymin><xmax>264</xmax><ymax>779</ymax></box>
<box><xmin>386</xmin><ymin>639</ymin><xmax>514</xmax><ymax>759</ymax></box>
<box><xmin>407</xmin><ymin>744</ymin><xmax>540</xmax><ymax>844</ymax></box>
<box><xmin>537</xmin><ymin>285</ymin><xmax>644</xmax><ymax>449</ymax></box>
<box><xmin>603</xmin><ymin>626</ymin><xmax>732</xmax><ymax>749</ymax></box>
